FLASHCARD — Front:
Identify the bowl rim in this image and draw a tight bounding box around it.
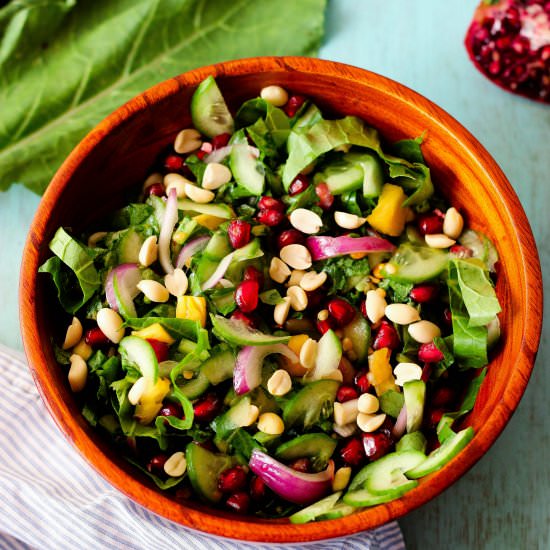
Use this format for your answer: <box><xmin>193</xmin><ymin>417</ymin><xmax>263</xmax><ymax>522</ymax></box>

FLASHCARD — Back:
<box><xmin>19</xmin><ymin>56</ymin><xmax>543</xmax><ymax>542</ymax></box>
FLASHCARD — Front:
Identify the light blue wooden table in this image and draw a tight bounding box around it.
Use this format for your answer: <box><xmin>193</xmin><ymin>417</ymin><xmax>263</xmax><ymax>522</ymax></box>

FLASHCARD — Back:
<box><xmin>1</xmin><ymin>1</ymin><xmax>548</xmax><ymax>548</ymax></box>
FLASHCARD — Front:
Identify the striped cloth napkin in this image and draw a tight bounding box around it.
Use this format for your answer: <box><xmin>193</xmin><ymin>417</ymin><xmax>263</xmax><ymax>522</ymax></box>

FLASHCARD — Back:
<box><xmin>0</xmin><ymin>344</ymin><xmax>405</xmax><ymax>550</ymax></box>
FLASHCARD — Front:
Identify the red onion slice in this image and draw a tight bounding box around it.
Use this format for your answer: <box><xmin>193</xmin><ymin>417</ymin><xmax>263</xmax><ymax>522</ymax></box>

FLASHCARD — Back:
<box><xmin>158</xmin><ymin>188</ymin><xmax>178</xmax><ymax>274</ymax></box>
<box><xmin>249</xmin><ymin>450</ymin><xmax>334</xmax><ymax>505</ymax></box>
<box><xmin>306</xmin><ymin>235</ymin><xmax>396</xmax><ymax>261</ymax></box>
<box><xmin>105</xmin><ymin>264</ymin><xmax>142</xmax><ymax>317</ymax></box>
<box><xmin>175</xmin><ymin>235</ymin><xmax>210</xmax><ymax>269</ymax></box>
<box><xmin>234</xmin><ymin>344</ymin><xmax>298</xmax><ymax>395</ymax></box>
<box><xmin>201</xmin><ymin>251</ymin><xmax>235</xmax><ymax>291</ymax></box>
<box><xmin>392</xmin><ymin>404</ymin><xmax>408</xmax><ymax>440</ymax></box>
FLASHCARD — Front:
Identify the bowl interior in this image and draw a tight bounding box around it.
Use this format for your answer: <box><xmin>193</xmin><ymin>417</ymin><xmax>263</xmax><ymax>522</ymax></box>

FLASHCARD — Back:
<box><xmin>20</xmin><ymin>57</ymin><xmax>542</xmax><ymax>542</ymax></box>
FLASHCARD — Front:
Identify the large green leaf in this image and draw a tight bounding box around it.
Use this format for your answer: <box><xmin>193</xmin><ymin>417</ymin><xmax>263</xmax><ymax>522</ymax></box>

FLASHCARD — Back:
<box><xmin>0</xmin><ymin>0</ymin><xmax>326</xmax><ymax>194</ymax></box>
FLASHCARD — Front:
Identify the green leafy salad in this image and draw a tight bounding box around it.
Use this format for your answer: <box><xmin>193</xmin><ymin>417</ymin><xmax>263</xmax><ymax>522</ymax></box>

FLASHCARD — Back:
<box><xmin>40</xmin><ymin>77</ymin><xmax>502</xmax><ymax>521</ymax></box>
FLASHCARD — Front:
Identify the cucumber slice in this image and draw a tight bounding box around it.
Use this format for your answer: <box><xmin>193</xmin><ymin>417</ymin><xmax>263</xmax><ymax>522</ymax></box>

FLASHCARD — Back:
<box><xmin>289</xmin><ymin>492</ymin><xmax>342</xmax><ymax>524</ymax></box>
<box><xmin>112</xmin><ymin>272</ymin><xmax>137</xmax><ymax>319</ymax></box>
<box><xmin>283</xmin><ymin>379</ymin><xmax>339</xmax><ymax>431</ymax></box>
<box><xmin>317</xmin><ymin>161</ymin><xmax>364</xmax><ymax>195</ymax></box>
<box><xmin>341</xmin><ymin>314</ymin><xmax>370</xmax><ymax>362</ymax></box>
<box><xmin>201</xmin><ymin>348</ymin><xmax>235</xmax><ymax>384</ymax></box>
<box><xmin>203</xmin><ymin>231</ymin><xmax>232</xmax><ymax>260</ymax></box>
<box><xmin>230</xmin><ymin>143</ymin><xmax>265</xmax><ymax>195</ymax></box>
<box><xmin>186</xmin><ymin>442</ymin><xmax>235</xmax><ymax>503</ymax></box>
<box><xmin>177</xmin><ymin>199</ymin><xmax>233</xmax><ymax>219</ymax></box>
<box><xmin>318</xmin><ymin>501</ymin><xmax>358</xmax><ymax>520</ymax></box>
<box><xmin>308</xmin><ymin>329</ymin><xmax>342</xmax><ymax>380</ymax></box>
<box><xmin>190</xmin><ymin>76</ymin><xmax>234</xmax><ymax>138</ymax></box>
<box><xmin>212</xmin><ymin>396</ymin><xmax>253</xmax><ymax>439</ymax></box>
<box><xmin>118</xmin><ymin>336</ymin><xmax>158</xmax><ymax>383</ymax></box>
<box><xmin>396</xmin><ymin>431</ymin><xmax>427</xmax><ymax>454</ymax></box>
<box><xmin>116</xmin><ymin>228</ymin><xmax>144</xmax><ymax>264</ymax></box>
<box><xmin>275</xmin><ymin>433</ymin><xmax>337</xmax><ymax>469</ymax></box>
<box><xmin>175</xmin><ymin>370</ymin><xmax>210</xmax><ymax>399</ymax></box>
<box><xmin>365</xmin><ymin>450</ymin><xmax>426</xmax><ymax>497</ymax></box>
<box><xmin>406</xmin><ymin>427</ymin><xmax>474</xmax><ymax>479</ymax></box>
<box><xmin>383</xmin><ymin>243</ymin><xmax>449</xmax><ymax>283</ymax></box>
<box><xmin>357</xmin><ymin>155</ymin><xmax>384</xmax><ymax>198</ymax></box>
<box><xmin>210</xmin><ymin>314</ymin><xmax>290</xmax><ymax>346</ymax></box>
<box><xmin>343</xmin><ymin>487</ymin><xmax>396</xmax><ymax>507</ymax></box>
<box><xmin>403</xmin><ymin>380</ymin><xmax>426</xmax><ymax>433</ymax></box>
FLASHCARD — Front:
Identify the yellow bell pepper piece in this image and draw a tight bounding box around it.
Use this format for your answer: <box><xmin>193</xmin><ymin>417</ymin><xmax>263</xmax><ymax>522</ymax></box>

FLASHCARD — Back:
<box><xmin>366</xmin><ymin>183</ymin><xmax>410</xmax><ymax>237</ymax></box>
<box><xmin>288</xmin><ymin>334</ymin><xmax>309</xmax><ymax>355</ymax></box>
<box><xmin>368</xmin><ymin>347</ymin><xmax>399</xmax><ymax>396</ymax></box>
<box><xmin>193</xmin><ymin>214</ymin><xmax>226</xmax><ymax>230</ymax></box>
<box><xmin>131</xmin><ymin>322</ymin><xmax>175</xmax><ymax>344</ymax></box>
<box><xmin>134</xmin><ymin>377</ymin><xmax>171</xmax><ymax>425</ymax></box>
<box><xmin>176</xmin><ymin>295</ymin><xmax>207</xmax><ymax>327</ymax></box>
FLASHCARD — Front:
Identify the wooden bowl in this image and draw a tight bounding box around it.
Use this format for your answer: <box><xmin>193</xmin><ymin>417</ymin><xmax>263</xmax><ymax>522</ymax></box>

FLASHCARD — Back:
<box><xmin>19</xmin><ymin>57</ymin><xmax>543</xmax><ymax>543</ymax></box>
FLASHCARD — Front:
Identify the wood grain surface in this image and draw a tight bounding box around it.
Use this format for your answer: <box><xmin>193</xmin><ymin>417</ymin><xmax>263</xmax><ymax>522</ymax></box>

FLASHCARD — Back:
<box><xmin>2</xmin><ymin>1</ymin><xmax>549</xmax><ymax>547</ymax></box>
<box><xmin>18</xmin><ymin>55</ymin><xmax>542</xmax><ymax>544</ymax></box>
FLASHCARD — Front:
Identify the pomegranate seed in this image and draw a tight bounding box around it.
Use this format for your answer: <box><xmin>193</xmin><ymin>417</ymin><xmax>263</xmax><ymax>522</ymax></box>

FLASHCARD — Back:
<box><xmin>277</xmin><ymin>229</ymin><xmax>305</xmax><ymax>249</ymax></box>
<box><xmin>147</xmin><ymin>454</ymin><xmax>168</xmax><ymax>475</ymax></box>
<box><xmin>243</xmin><ymin>265</ymin><xmax>263</xmax><ymax>286</ymax></box>
<box><xmin>211</xmin><ymin>133</ymin><xmax>231</xmax><ymax>149</ymax></box>
<box><xmin>316</xmin><ymin>318</ymin><xmax>334</xmax><ymax>334</ymax></box>
<box><xmin>431</xmin><ymin>386</ymin><xmax>456</xmax><ymax>408</ymax></box>
<box><xmin>164</xmin><ymin>154</ymin><xmax>183</xmax><ymax>171</ymax></box>
<box><xmin>146</xmin><ymin>183</ymin><xmax>165</xmax><ymax>197</ymax></box>
<box><xmin>196</xmin><ymin>149</ymin><xmax>208</xmax><ymax>160</ymax></box>
<box><xmin>85</xmin><ymin>327</ymin><xmax>110</xmax><ymax>347</ymax></box>
<box><xmin>340</xmin><ymin>437</ymin><xmax>366</xmax><ymax>467</ymax></box>
<box><xmin>417</xmin><ymin>212</ymin><xmax>444</xmax><ymax>235</ymax></box>
<box><xmin>337</xmin><ymin>385</ymin><xmax>359</xmax><ymax>403</ymax></box>
<box><xmin>450</xmin><ymin>245</ymin><xmax>473</xmax><ymax>259</ymax></box>
<box><xmin>258</xmin><ymin>196</ymin><xmax>285</xmax><ymax>212</ymax></box>
<box><xmin>372</xmin><ymin>320</ymin><xmax>400</xmax><ymax>350</ymax></box>
<box><xmin>158</xmin><ymin>402</ymin><xmax>182</xmax><ymax>418</ymax></box>
<box><xmin>354</xmin><ymin>370</ymin><xmax>371</xmax><ymax>394</ymax></box>
<box><xmin>327</xmin><ymin>298</ymin><xmax>356</xmax><ymax>327</ymax></box>
<box><xmin>410</xmin><ymin>284</ymin><xmax>439</xmax><ymax>303</ymax></box>
<box><xmin>418</xmin><ymin>342</ymin><xmax>444</xmax><ymax>363</ymax></box>
<box><xmin>289</xmin><ymin>175</ymin><xmax>310</xmax><ymax>196</ymax></box>
<box><xmin>362</xmin><ymin>432</ymin><xmax>393</xmax><ymax>462</ymax></box>
<box><xmin>146</xmin><ymin>339</ymin><xmax>169</xmax><ymax>363</ymax></box>
<box><xmin>218</xmin><ymin>466</ymin><xmax>248</xmax><ymax>493</ymax></box>
<box><xmin>231</xmin><ymin>309</ymin><xmax>255</xmax><ymax>328</ymax></box>
<box><xmin>443</xmin><ymin>308</ymin><xmax>453</xmax><ymax>326</ymax></box>
<box><xmin>250</xmin><ymin>476</ymin><xmax>267</xmax><ymax>501</ymax></box>
<box><xmin>284</xmin><ymin>94</ymin><xmax>306</xmax><ymax>117</ymax></box>
<box><xmin>360</xmin><ymin>299</ymin><xmax>368</xmax><ymax>318</ymax></box>
<box><xmin>315</xmin><ymin>182</ymin><xmax>334</xmax><ymax>210</ymax></box>
<box><xmin>289</xmin><ymin>458</ymin><xmax>311</xmax><ymax>473</ymax></box>
<box><xmin>193</xmin><ymin>394</ymin><xmax>222</xmax><ymax>422</ymax></box>
<box><xmin>228</xmin><ymin>220</ymin><xmax>251</xmax><ymax>249</ymax></box>
<box><xmin>225</xmin><ymin>492</ymin><xmax>250</xmax><ymax>514</ymax></box>
<box><xmin>257</xmin><ymin>209</ymin><xmax>285</xmax><ymax>227</ymax></box>
<box><xmin>235</xmin><ymin>280</ymin><xmax>259</xmax><ymax>313</ymax></box>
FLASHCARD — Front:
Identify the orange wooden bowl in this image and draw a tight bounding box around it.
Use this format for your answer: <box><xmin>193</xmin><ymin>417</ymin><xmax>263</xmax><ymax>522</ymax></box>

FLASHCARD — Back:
<box><xmin>19</xmin><ymin>57</ymin><xmax>542</xmax><ymax>543</ymax></box>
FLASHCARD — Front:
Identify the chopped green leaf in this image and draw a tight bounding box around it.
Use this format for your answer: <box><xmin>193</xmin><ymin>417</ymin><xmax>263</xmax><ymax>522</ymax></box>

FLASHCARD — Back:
<box><xmin>39</xmin><ymin>228</ymin><xmax>101</xmax><ymax>313</ymax></box>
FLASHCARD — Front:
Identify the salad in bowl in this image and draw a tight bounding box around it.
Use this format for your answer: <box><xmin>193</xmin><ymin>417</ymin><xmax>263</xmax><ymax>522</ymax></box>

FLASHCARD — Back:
<box><xmin>39</xmin><ymin>76</ymin><xmax>502</xmax><ymax>522</ymax></box>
